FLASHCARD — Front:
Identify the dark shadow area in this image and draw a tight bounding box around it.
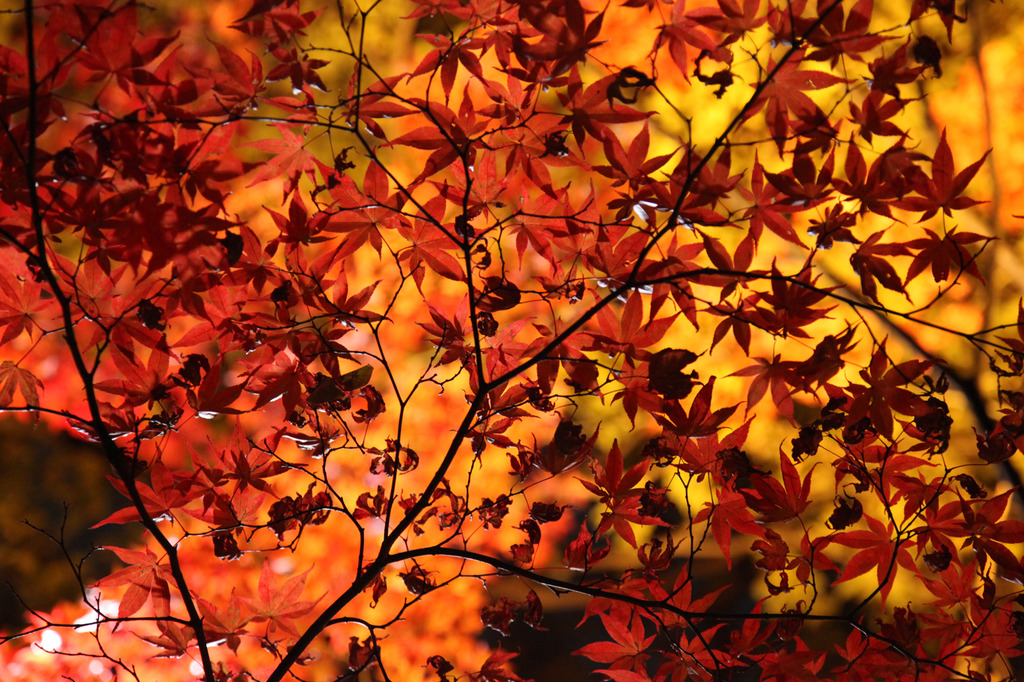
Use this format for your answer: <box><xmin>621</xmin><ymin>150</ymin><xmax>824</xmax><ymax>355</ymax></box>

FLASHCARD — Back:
<box><xmin>0</xmin><ymin>418</ymin><xmax>140</xmax><ymax>630</ymax></box>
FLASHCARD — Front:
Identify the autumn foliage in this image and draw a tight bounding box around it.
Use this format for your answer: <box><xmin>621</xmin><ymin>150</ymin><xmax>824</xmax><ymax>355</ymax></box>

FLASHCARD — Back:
<box><xmin>3</xmin><ymin>0</ymin><xmax>1024</xmax><ymax>679</ymax></box>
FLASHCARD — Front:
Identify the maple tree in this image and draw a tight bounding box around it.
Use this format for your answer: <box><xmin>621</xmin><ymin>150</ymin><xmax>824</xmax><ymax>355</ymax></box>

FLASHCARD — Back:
<box><xmin>2</xmin><ymin>0</ymin><xmax>1024</xmax><ymax>679</ymax></box>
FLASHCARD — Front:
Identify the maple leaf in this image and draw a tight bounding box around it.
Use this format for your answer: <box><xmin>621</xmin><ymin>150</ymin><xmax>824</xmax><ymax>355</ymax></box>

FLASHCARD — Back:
<box><xmin>94</xmin><ymin>546</ymin><xmax>173</xmax><ymax>619</ymax></box>
<box><xmin>386</xmin><ymin>101</ymin><xmax>476</xmax><ymax>183</ymax></box>
<box><xmin>96</xmin><ymin>459</ymin><xmax>204</xmax><ymax>527</ymax></box>
<box><xmin>196</xmin><ymin>596</ymin><xmax>251</xmax><ymax>651</ymax></box>
<box><xmin>738</xmin><ymin>154</ymin><xmax>802</xmax><ymax>244</ymax></box>
<box><xmin>850</xmin><ymin>232</ymin><xmax>911</xmax><ymax>303</ymax></box>
<box><xmin>733</xmin><ymin>354</ymin><xmax>800</xmax><ymax>418</ymax></box>
<box><xmin>750</xmin><ymin>53</ymin><xmax>848</xmax><ymax>149</ymax></box>
<box><xmin>74</xmin><ymin>2</ymin><xmax>178</xmax><ymax>91</ymax></box>
<box><xmin>831</xmin><ymin>514</ymin><xmax>908</xmax><ymax>606</ymax></box>
<box><xmin>795</xmin><ymin>327</ymin><xmax>857</xmax><ymax>389</ymax></box>
<box><xmin>595</xmin><ymin>122</ymin><xmax>675</xmax><ymax>208</ymax></box>
<box><xmin>0</xmin><ymin>361</ymin><xmax>42</xmax><ymax>407</ymax></box>
<box><xmin>471</xmin><ymin>649</ymin><xmax>527</xmax><ymax>682</ymax></box>
<box><xmin>803</xmin><ymin>0</ymin><xmax>889</xmax><ymax>65</ymax></box>
<box><xmin>689</xmin><ymin>0</ymin><xmax>766</xmax><ymax>39</ymax></box>
<box><xmin>577</xmin><ymin>607</ymin><xmax>655</xmax><ymax>679</ymax></box>
<box><xmin>211</xmin><ymin>43</ymin><xmax>264</xmax><ymax>108</ymax></box>
<box><xmin>656</xmin><ymin>2</ymin><xmax>718</xmax><ymax>78</ymax></box>
<box><xmin>848</xmin><ymin>89</ymin><xmax>908</xmax><ymax>145</ymax></box>
<box><xmin>246</xmin><ymin>123</ymin><xmax>319</xmax><ymax>198</ymax></box>
<box><xmin>950</xmin><ymin>490</ymin><xmax>1024</xmax><ymax>582</ymax></box>
<box><xmin>580</xmin><ymin>440</ymin><xmax>651</xmax><ymax>547</ymax></box>
<box><xmin>273</xmin><ymin>46</ymin><xmax>329</xmax><ymax>90</ymax></box>
<box><xmin>138</xmin><ymin>622</ymin><xmax>196</xmax><ymax>658</ymax></box>
<box><xmin>398</xmin><ymin>198</ymin><xmax>466</xmax><ymax>285</ymax></box>
<box><xmin>563</xmin><ymin>522</ymin><xmax>611</xmax><ymax>570</ymax></box>
<box><xmin>845</xmin><ymin>342</ymin><xmax>930</xmax><ymax>440</ymax></box>
<box><xmin>904</xmin><ymin>226</ymin><xmax>988</xmax><ymax>284</ymax></box>
<box><xmin>656</xmin><ymin>377</ymin><xmax>738</xmax><ymax>438</ymax></box>
<box><xmin>188</xmin><ymin>378</ymin><xmax>246</xmax><ymax>420</ymax></box>
<box><xmin>694</xmin><ymin>488</ymin><xmax>765</xmax><ymax>568</ymax></box>
<box><xmin>584</xmin><ymin>292</ymin><xmax>677</xmax><ymax>362</ymax></box>
<box><xmin>0</xmin><ymin>268</ymin><xmax>49</xmax><ymax>344</ymax></box>
<box><xmin>897</xmin><ymin>129</ymin><xmax>988</xmax><ymax>220</ymax></box>
<box><xmin>739</xmin><ymin>452</ymin><xmax>816</xmax><ymax>523</ymax></box>
<box><xmin>512</xmin><ymin>0</ymin><xmax>605</xmax><ymax>78</ymax></box>
<box><xmin>559</xmin><ymin>70</ymin><xmax>651</xmax><ymax>146</ymax></box>
<box><xmin>237</xmin><ymin>562</ymin><xmax>321</xmax><ymax>641</ymax></box>
<box><xmin>765</xmin><ymin>151</ymin><xmax>835</xmax><ymax>209</ymax></box>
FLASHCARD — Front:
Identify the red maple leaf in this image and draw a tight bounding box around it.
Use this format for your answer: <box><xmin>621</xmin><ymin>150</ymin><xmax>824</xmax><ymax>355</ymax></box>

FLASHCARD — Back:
<box><xmin>237</xmin><ymin>562</ymin><xmax>321</xmax><ymax>640</ymax></box>
<box><xmin>246</xmin><ymin>123</ymin><xmax>319</xmax><ymax>198</ymax></box>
